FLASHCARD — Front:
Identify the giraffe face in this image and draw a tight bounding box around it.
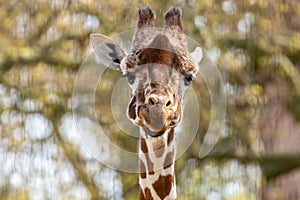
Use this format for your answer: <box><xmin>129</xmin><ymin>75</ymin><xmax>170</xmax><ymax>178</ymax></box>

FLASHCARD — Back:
<box><xmin>124</xmin><ymin>64</ymin><xmax>185</xmax><ymax>136</ymax></box>
<box><xmin>90</xmin><ymin>6</ymin><xmax>201</xmax><ymax>137</ymax></box>
<box><xmin>122</xmin><ymin>36</ymin><xmax>192</xmax><ymax>136</ymax></box>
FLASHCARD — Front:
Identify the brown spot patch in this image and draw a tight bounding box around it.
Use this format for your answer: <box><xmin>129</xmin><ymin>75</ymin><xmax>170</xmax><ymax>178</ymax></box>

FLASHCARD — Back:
<box><xmin>140</xmin><ymin>138</ymin><xmax>148</xmax><ymax>153</ymax></box>
<box><xmin>137</xmin><ymin>87</ymin><xmax>145</xmax><ymax>103</ymax></box>
<box><xmin>127</xmin><ymin>96</ymin><xmax>136</xmax><ymax>120</ymax></box>
<box><xmin>140</xmin><ymin>159</ymin><xmax>146</xmax><ymax>179</ymax></box>
<box><xmin>140</xmin><ymin>188</ymin><xmax>145</xmax><ymax>200</ymax></box>
<box><xmin>139</xmin><ymin>106</ymin><xmax>150</xmax><ymax>124</ymax></box>
<box><xmin>163</xmin><ymin>148</ymin><xmax>174</xmax><ymax>169</ymax></box>
<box><xmin>152</xmin><ymin>175</ymin><xmax>174</xmax><ymax>199</ymax></box>
<box><xmin>139</xmin><ymin>187</ymin><xmax>153</xmax><ymax>200</ymax></box>
<box><xmin>144</xmin><ymin>150</ymin><xmax>154</xmax><ymax>175</ymax></box>
<box><xmin>167</xmin><ymin>128</ymin><xmax>174</xmax><ymax>146</ymax></box>
<box><xmin>138</xmin><ymin>34</ymin><xmax>178</xmax><ymax>69</ymax></box>
<box><xmin>138</xmin><ymin>48</ymin><xmax>177</xmax><ymax>68</ymax></box>
<box><xmin>144</xmin><ymin>187</ymin><xmax>153</xmax><ymax>200</ymax></box>
<box><xmin>140</xmin><ymin>136</ymin><xmax>155</xmax><ymax>176</ymax></box>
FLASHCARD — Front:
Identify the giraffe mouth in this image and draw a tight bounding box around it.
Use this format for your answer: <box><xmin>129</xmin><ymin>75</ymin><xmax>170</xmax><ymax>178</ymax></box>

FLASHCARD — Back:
<box><xmin>139</xmin><ymin>104</ymin><xmax>175</xmax><ymax>137</ymax></box>
<box><xmin>145</xmin><ymin>128</ymin><xmax>166</xmax><ymax>137</ymax></box>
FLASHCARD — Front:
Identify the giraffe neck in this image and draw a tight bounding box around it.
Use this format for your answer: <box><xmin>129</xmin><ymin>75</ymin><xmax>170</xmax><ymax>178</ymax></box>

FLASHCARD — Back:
<box><xmin>139</xmin><ymin>127</ymin><xmax>176</xmax><ymax>200</ymax></box>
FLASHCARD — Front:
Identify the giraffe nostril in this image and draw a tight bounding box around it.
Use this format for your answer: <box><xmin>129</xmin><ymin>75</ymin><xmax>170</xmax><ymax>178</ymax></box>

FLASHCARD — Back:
<box><xmin>166</xmin><ymin>100</ymin><xmax>172</xmax><ymax>107</ymax></box>
<box><xmin>148</xmin><ymin>97</ymin><xmax>156</xmax><ymax>105</ymax></box>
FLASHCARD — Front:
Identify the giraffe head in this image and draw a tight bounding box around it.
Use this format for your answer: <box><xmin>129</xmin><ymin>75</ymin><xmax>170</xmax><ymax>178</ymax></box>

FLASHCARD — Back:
<box><xmin>91</xmin><ymin>6</ymin><xmax>201</xmax><ymax>137</ymax></box>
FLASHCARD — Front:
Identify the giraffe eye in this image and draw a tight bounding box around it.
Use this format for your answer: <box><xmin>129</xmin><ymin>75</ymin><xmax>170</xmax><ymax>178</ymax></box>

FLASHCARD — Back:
<box><xmin>184</xmin><ymin>76</ymin><xmax>193</xmax><ymax>86</ymax></box>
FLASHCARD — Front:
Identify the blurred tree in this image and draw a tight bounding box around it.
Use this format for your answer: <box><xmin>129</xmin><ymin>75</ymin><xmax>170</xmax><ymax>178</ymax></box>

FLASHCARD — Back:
<box><xmin>0</xmin><ymin>0</ymin><xmax>299</xmax><ymax>199</ymax></box>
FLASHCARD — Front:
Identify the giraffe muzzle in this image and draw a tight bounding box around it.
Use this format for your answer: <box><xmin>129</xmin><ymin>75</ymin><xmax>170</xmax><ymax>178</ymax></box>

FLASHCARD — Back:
<box><xmin>148</xmin><ymin>105</ymin><xmax>168</xmax><ymax>132</ymax></box>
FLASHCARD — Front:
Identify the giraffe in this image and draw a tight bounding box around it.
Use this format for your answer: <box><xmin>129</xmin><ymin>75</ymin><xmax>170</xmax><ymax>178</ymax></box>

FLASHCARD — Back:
<box><xmin>90</xmin><ymin>5</ymin><xmax>201</xmax><ymax>200</ymax></box>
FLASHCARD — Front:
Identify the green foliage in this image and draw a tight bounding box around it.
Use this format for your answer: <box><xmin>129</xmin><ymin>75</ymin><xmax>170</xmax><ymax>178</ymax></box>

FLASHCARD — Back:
<box><xmin>0</xmin><ymin>0</ymin><xmax>300</xmax><ymax>199</ymax></box>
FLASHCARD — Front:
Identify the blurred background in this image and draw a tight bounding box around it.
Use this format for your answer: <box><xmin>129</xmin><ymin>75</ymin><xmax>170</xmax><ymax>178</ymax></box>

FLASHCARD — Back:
<box><xmin>0</xmin><ymin>0</ymin><xmax>300</xmax><ymax>199</ymax></box>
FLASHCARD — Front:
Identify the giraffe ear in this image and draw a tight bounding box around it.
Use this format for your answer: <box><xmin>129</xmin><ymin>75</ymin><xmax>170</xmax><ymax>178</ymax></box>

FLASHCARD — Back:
<box><xmin>90</xmin><ymin>33</ymin><xmax>126</xmax><ymax>71</ymax></box>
